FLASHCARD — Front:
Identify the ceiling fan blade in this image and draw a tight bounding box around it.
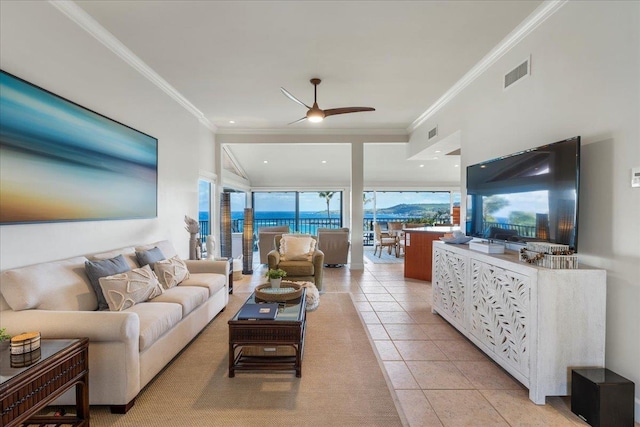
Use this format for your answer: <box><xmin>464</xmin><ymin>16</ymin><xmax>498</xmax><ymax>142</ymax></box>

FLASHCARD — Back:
<box><xmin>288</xmin><ymin>116</ymin><xmax>307</xmax><ymax>125</ymax></box>
<box><xmin>323</xmin><ymin>107</ymin><xmax>376</xmax><ymax>117</ymax></box>
<box><xmin>280</xmin><ymin>87</ymin><xmax>311</xmax><ymax>110</ymax></box>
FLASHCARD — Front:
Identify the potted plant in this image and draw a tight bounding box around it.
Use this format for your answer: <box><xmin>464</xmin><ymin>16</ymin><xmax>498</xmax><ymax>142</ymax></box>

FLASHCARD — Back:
<box><xmin>0</xmin><ymin>328</ymin><xmax>11</xmax><ymax>350</ymax></box>
<box><xmin>265</xmin><ymin>268</ymin><xmax>287</xmax><ymax>288</ymax></box>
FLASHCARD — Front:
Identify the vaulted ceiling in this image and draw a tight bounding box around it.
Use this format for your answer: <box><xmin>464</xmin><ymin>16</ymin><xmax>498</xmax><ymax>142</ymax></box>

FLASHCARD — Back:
<box><xmin>76</xmin><ymin>0</ymin><xmax>542</xmax><ymax>188</ymax></box>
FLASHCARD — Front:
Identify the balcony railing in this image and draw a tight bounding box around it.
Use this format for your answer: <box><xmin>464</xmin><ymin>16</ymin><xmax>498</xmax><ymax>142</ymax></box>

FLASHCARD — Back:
<box><xmin>200</xmin><ymin>216</ymin><xmax>437</xmax><ymax>246</ymax></box>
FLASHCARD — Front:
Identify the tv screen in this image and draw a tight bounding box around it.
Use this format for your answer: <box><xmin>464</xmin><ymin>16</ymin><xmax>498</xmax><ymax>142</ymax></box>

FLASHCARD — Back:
<box><xmin>466</xmin><ymin>136</ymin><xmax>580</xmax><ymax>250</ymax></box>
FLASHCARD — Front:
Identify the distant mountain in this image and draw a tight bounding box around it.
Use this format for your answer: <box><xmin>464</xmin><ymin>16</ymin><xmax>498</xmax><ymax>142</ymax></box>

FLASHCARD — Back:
<box><xmin>367</xmin><ymin>203</ymin><xmax>449</xmax><ymax>216</ymax></box>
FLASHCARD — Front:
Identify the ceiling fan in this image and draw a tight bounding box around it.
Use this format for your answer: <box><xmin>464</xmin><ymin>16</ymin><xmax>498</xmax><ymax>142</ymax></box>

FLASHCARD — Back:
<box><xmin>281</xmin><ymin>78</ymin><xmax>375</xmax><ymax>124</ymax></box>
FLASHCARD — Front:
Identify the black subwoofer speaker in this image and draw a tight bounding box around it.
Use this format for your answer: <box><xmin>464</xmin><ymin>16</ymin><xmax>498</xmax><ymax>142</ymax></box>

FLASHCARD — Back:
<box><xmin>571</xmin><ymin>368</ymin><xmax>634</xmax><ymax>427</ymax></box>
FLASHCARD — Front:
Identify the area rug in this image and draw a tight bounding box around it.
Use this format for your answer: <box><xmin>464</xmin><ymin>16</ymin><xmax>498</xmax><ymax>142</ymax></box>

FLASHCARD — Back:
<box><xmin>88</xmin><ymin>293</ymin><xmax>403</xmax><ymax>426</ymax></box>
<box><xmin>363</xmin><ymin>247</ymin><xmax>404</xmax><ymax>264</ymax></box>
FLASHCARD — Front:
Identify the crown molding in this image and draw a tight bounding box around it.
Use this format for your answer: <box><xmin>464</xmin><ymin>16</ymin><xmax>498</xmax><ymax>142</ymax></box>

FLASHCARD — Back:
<box><xmin>49</xmin><ymin>0</ymin><xmax>217</xmax><ymax>133</ymax></box>
<box><xmin>407</xmin><ymin>0</ymin><xmax>568</xmax><ymax>133</ymax></box>
<box><xmin>216</xmin><ymin>127</ymin><xmax>409</xmax><ymax>136</ymax></box>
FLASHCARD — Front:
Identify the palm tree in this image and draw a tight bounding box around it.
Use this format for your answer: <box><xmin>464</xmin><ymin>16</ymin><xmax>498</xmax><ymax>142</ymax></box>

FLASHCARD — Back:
<box><xmin>318</xmin><ymin>191</ymin><xmax>335</xmax><ymax>220</ymax></box>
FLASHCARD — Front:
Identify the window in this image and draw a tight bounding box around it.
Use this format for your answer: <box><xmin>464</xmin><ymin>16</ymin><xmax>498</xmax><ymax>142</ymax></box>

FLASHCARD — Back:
<box><xmin>252</xmin><ymin>191</ymin><xmax>343</xmax><ymax>234</ymax></box>
<box><xmin>198</xmin><ymin>179</ymin><xmax>212</xmax><ymax>248</ymax></box>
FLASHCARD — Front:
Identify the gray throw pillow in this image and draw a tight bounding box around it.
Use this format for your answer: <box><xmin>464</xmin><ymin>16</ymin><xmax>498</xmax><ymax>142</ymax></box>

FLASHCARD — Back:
<box><xmin>85</xmin><ymin>254</ymin><xmax>131</xmax><ymax>310</ymax></box>
<box><xmin>135</xmin><ymin>247</ymin><xmax>165</xmax><ymax>268</ymax></box>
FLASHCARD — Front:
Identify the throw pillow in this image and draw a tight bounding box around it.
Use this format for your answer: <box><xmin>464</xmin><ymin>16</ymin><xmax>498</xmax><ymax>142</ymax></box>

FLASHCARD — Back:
<box><xmin>135</xmin><ymin>247</ymin><xmax>165</xmax><ymax>268</ymax></box>
<box><xmin>153</xmin><ymin>256</ymin><xmax>190</xmax><ymax>289</ymax></box>
<box><xmin>280</xmin><ymin>234</ymin><xmax>316</xmax><ymax>261</ymax></box>
<box><xmin>98</xmin><ymin>265</ymin><xmax>164</xmax><ymax>311</ymax></box>
<box><xmin>85</xmin><ymin>255</ymin><xmax>131</xmax><ymax>311</ymax></box>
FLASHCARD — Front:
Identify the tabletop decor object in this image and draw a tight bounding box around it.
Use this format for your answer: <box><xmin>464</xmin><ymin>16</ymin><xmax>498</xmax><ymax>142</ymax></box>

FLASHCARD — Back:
<box><xmin>10</xmin><ymin>332</ymin><xmax>41</xmax><ymax>355</ymax></box>
<box><xmin>264</xmin><ymin>268</ymin><xmax>287</xmax><ymax>288</ymax></box>
<box><xmin>184</xmin><ymin>215</ymin><xmax>201</xmax><ymax>260</ymax></box>
<box><xmin>519</xmin><ymin>242</ymin><xmax>577</xmax><ymax>269</ymax></box>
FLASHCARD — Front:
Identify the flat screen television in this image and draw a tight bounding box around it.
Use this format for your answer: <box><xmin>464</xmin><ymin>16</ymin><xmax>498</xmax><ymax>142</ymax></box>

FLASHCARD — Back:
<box><xmin>466</xmin><ymin>136</ymin><xmax>580</xmax><ymax>251</ymax></box>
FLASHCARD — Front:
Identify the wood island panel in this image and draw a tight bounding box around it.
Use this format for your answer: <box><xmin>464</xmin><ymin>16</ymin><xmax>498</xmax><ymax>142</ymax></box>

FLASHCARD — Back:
<box><xmin>403</xmin><ymin>227</ymin><xmax>451</xmax><ymax>281</ymax></box>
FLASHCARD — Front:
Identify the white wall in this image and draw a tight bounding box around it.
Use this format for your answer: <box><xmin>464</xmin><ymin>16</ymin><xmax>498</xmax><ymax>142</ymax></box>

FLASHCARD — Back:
<box><xmin>0</xmin><ymin>1</ymin><xmax>216</xmax><ymax>269</ymax></box>
<box><xmin>410</xmin><ymin>1</ymin><xmax>639</xmax><ymax>419</ymax></box>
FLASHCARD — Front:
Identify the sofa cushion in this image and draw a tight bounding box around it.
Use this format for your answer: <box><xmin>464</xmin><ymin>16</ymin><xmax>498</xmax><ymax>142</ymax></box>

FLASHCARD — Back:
<box><xmin>279</xmin><ymin>234</ymin><xmax>316</xmax><ymax>261</ymax></box>
<box><xmin>135</xmin><ymin>247</ymin><xmax>166</xmax><ymax>268</ymax></box>
<box><xmin>136</xmin><ymin>240</ymin><xmax>178</xmax><ymax>259</ymax></box>
<box><xmin>278</xmin><ymin>260</ymin><xmax>315</xmax><ymax>276</ymax></box>
<box><xmin>154</xmin><ymin>256</ymin><xmax>190</xmax><ymax>289</ymax></box>
<box><xmin>89</xmin><ymin>247</ymin><xmax>139</xmax><ymax>270</ymax></box>
<box><xmin>151</xmin><ymin>286</ymin><xmax>208</xmax><ymax>317</ymax></box>
<box><xmin>0</xmin><ymin>256</ymin><xmax>97</xmax><ymax>311</ymax></box>
<box><xmin>99</xmin><ymin>265</ymin><xmax>164</xmax><ymax>311</ymax></box>
<box><xmin>126</xmin><ymin>302</ymin><xmax>183</xmax><ymax>351</ymax></box>
<box><xmin>85</xmin><ymin>255</ymin><xmax>131</xmax><ymax>310</ymax></box>
<box><xmin>179</xmin><ymin>273</ymin><xmax>226</xmax><ymax>297</ymax></box>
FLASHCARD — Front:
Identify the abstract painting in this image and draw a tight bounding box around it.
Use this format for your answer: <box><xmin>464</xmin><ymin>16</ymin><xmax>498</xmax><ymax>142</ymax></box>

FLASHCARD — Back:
<box><xmin>0</xmin><ymin>70</ymin><xmax>157</xmax><ymax>224</ymax></box>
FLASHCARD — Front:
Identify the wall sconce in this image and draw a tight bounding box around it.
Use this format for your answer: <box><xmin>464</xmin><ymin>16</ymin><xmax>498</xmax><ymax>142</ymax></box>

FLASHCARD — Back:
<box><xmin>220</xmin><ymin>192</ymin><xmax>231</xmax><ymax>259</ymax></box>
<box><xmin>242</xmin><ymin>208</ymin><xmax>253</xmax><ymax>274</ymax></box>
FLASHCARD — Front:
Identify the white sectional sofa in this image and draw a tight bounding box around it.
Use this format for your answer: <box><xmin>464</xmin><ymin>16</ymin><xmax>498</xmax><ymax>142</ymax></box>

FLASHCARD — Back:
<box><xmin>0</xmin><ymin>240</ymin><xmax>229</xmax><ymax>413</ymax></box>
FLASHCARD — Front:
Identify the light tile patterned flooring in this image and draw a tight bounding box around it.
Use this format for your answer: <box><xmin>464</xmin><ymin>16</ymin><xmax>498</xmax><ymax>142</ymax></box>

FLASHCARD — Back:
<box><xmin>235</xmin><ymin>254</ymin><xmax>595</xmax><ymax>427</ymax></box>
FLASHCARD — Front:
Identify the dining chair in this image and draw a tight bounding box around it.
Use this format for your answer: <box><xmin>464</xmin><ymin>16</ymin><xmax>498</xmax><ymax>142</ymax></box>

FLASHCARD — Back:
<box><xmin>373</xmin><ymin>223</ymin><xmax>397</xmax><ymax>257</ymax></box>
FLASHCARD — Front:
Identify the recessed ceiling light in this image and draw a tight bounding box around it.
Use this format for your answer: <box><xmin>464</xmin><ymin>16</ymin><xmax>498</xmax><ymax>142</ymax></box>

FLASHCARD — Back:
<box><xmin>321</xmin><ymin>160</ymin><xmax>327</xmax><ymax>164</ymax></box>
<box><xmin>435</xmin><ymin>150</ymin><xmax>441</xmax><ymax>153</ymax></box>
<box><xmin>419</xmin><ymin>164</ymin><xmax>425</xmax><ymax>168</ymax></box>
<box><xmin>263</xmin><ymin>160</ymin><xmax>268</xmax><ymax>164</ymax></box>
<box><xmin>433</xmin><ymin>156</ymin><xmax>439</xmax><ymax>160</ymax></box>
<box><xmin>229</xmin><ymin>120</ymin><xmax>235</xmax><ymax>124</ymax></box>
<box><xmin>454</xmin><ymin>164</ymin><xmax>459</xmax><ymax>167</ymax></box>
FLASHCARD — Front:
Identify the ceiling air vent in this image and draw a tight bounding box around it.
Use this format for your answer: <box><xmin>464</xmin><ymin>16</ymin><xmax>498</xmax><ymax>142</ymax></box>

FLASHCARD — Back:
<box><xmin>428</xmin><ymin>126</ymin><xmax>438</xmax><ymax>140</ymax></box>
<box><xmin>504</xmin><ymin>57</ymin><xmax>530</xmax><ymax>90</ymax></box>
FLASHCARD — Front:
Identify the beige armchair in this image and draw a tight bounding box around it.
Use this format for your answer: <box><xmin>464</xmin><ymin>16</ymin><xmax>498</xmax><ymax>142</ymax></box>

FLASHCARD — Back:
<box><xmin>268</xmin><ymin>234</ymin><xmax>324</xmax><ymax>292</ymax></box>
<box><xmin>373</xmin><ymin>222</ymin><xmax>397</xmax><ymax>257</ymax></box>
<box><xmin>317</xmin><ymin>228</ymin><xmax>350</xmax><ymax>267</ymax></box>
<box><xmin>257</xmin><ymin>225</ymin><xmax>290</xmax><ymax>264</ymax></box>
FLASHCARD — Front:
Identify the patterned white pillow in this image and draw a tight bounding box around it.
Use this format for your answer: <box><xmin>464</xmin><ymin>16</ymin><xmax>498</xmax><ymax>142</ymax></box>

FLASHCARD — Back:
<box><xmin>98</xmin><ymin>265</ymin><xmax>164</xmax><ymax>311</ymax></box>
<box><xmin>279</xmin><ymin>234</ymin><xmax>316</xmax><ymax>261</ymax></box>
<box><xmin>153</xmin><ymin>256</ymin><xmax>190</xmax><ymax>289</ymax></box>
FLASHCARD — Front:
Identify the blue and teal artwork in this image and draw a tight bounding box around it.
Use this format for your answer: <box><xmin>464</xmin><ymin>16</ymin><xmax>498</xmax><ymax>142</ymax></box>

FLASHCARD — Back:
<box><xmin>0</xmin><ymin>70</ymin><xmax>157</xmax><ymax>224</ymax></box>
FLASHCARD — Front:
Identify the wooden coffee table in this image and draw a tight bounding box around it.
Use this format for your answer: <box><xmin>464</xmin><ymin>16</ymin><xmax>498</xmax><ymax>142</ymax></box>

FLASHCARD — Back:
<box><xmin>1</xmin><ymin>338</ymin><xmax>89</xmax><ymax>427</ymax></box>
<box><xmin>228</xmin><ymin>289</ymin><xmax>307</xmax><ymax>377</ymax></box>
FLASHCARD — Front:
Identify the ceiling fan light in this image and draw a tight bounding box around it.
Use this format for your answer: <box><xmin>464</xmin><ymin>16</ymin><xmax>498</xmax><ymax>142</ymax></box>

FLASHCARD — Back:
<box><xmin>307</xmin><ymin>109</ymin><xmax>324</xmax><ymax>123</ymax></box>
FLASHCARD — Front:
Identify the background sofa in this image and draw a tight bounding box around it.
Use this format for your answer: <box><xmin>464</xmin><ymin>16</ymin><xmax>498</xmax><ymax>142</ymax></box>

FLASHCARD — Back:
<box><xmin>0</xmin><ymin>240</ymin><xmax>229</xmax><ymax>413</ymax></box>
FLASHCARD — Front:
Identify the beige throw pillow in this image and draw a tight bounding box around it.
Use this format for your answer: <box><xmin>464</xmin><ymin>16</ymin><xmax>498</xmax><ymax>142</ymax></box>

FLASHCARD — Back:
<box><xmin>99</xmin><ymin>265</ymin><xmax>164</xmax><ymax>311</ymax></box>
<box><xmin>279</xmin><ymin>234</ymin><xmax>316</xmax><ymax>261</ymax></box>
<box><xmin>153</xmin><ymin>256</ymin><xmax>190</xmax><ymax>289</ymax></box>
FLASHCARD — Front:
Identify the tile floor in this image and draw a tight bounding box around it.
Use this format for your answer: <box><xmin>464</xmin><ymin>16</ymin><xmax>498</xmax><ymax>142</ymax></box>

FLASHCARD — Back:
<box><xmin>233</xmin><ymin>253</ymin><xmax>623</xmax><ymax>427</ymax></box>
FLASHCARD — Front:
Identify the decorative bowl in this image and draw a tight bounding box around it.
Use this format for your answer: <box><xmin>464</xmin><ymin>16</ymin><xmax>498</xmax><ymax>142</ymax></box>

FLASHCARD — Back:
<box><xmin>439</xmin><ymin>236</ymin><xmax>473</xmax><ymax>245</ymax></box>
<box><xmin>255</xmin><ymin>282</ymin><xmax>303</xmax><ymax>302</ymax></box>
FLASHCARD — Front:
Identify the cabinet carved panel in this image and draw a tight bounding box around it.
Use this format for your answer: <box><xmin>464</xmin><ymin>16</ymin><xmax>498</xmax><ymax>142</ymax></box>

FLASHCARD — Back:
<box><xmin>470</xmin><ymin>260</ymin><xmax>529</xmax><ymax>375</ymax></box>
<box><xmin>432</xmin><ymin>249</ymin><xmax>466</xmax><ymax>325</ymax></box>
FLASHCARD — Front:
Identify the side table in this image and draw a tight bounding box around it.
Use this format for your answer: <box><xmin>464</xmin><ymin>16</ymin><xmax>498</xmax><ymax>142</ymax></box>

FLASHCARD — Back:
<box><xmin>215</xmin><ymin>257</ymin><xmax>234</xmax><ymax>294</ymax></box>
<box><xmin>1</xmin><ymin>338</ymin><xmax>90</xmax><ymax>427</ymax></box>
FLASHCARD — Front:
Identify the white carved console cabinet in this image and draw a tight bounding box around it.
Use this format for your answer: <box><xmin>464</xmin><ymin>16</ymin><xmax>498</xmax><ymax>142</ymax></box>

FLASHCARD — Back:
<box><xmin>431</xmin><ymin>242</ymin><xmax>606</xmax><ymax>404</ymax></box>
